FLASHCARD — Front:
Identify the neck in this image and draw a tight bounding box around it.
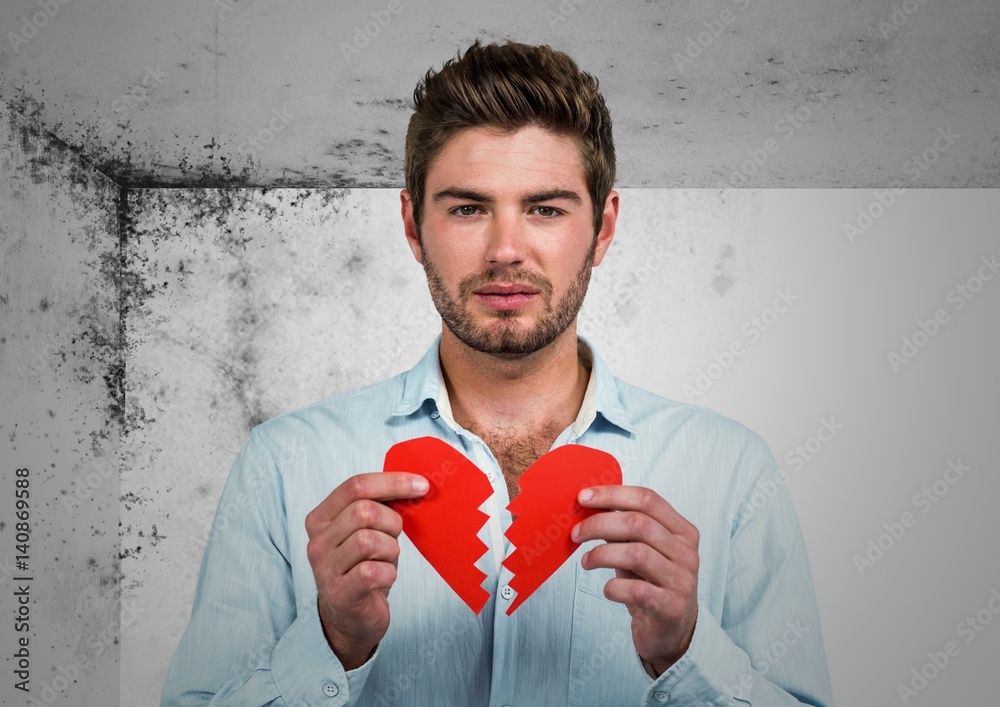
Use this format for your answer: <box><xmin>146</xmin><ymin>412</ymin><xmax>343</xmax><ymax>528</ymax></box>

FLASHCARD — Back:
<box><xmin>438</xmin><ymin>325</ymin><xmax>591</xmax><ymax>432</ymax></box>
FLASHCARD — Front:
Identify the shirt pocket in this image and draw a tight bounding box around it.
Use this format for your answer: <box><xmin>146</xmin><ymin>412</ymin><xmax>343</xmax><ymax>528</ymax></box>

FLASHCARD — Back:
<box><xmin>568</xmin><ymin>551</ymin><xmax>649</xmax><ymax>707</ymax></box>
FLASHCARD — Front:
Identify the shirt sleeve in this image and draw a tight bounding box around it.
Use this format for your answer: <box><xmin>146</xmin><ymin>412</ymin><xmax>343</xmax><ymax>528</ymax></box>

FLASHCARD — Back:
<box><xmin>160</xmin><ymin>429</ymin><xmax>379</xmax><ymax>706</ymax></box>
<box><xmin>640</xmin><ymin>444</ymin><xmax>835</xmax><ymax>707</ymax></box>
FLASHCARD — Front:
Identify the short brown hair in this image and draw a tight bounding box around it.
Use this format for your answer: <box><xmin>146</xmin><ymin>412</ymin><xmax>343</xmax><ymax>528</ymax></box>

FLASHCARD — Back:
<box><xmin>404</xmin><ymin>39</ymin><xmax>615</xmax><ymax>239</ymax></box>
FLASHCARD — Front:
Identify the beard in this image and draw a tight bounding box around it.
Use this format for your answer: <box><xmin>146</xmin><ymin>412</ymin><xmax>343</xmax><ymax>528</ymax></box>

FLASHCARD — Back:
<box><xmin>421</xmin><ymin>238</ymin><xmax>596</xmax><ymax>358</ymax></box>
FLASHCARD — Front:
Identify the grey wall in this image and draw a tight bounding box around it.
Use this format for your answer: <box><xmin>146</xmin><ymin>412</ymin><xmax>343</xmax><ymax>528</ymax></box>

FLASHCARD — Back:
<box><xmin>119</xmin><ymin>187</ymin><xmax>999</xmax><ymax>705</ymax></box>
<box><xmin>0</xmin><ymin>0</ymin><xmax>997</xmax><ymax>187</ymax></box>
<box><xmin>0</xmin><ymin>101</ymin><xmax>121</xmax><ymax>706</ymax></box>
<box><xmin>3</xmin><ymin>107</ymin><xmax>1000</xmax><ymax>703</ymax></box>
<box><xmin>1</xmin><ymin>1</ymin><xmax>999</xmax><ymax>704</ymax></box>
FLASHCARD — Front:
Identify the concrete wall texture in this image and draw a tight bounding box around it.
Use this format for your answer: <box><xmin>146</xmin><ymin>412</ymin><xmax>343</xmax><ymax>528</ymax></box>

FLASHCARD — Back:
<box><xmin>0</xmin><ymin>0</ymin><xmax>997</xmax><ymax>187</ymax></box>
<box><xmin>116</xmin><ymin>187</ymin><xmax>1000</xmax><ymax>706</ymax></box>
<box><xmin>0</xmin><ymin>100</ymin><xmax>121</xmax><ymax>706</ymax></box>
<box><xmin>2</xmin><ymin>1</ymin><xmax>1000</xmax><ymax>705</ymax></box>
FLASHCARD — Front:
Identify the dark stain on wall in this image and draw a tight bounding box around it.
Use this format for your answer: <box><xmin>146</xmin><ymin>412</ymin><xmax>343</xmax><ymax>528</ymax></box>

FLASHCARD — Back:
<box><xmin>324</xmin><ymin>137</ymin><xmax>398</xmax><ymax>185</ymax></box>
<box><xmin>6</xmin><ymin>91</ymin><xmax>136</xmax><ymax>440</ymax></box>
<box><xmin>3</xmin><ymin>93</ymin><xmax>127</xmax><ymax>693</ymax></box>
<box><xmin>8</xmin><ymin>88</ymin><xmax>112</xmax><ymax>191</ymax></box>
<box><xmin>128</xmin><ymin>188</ymin><xmax>329</xmax><ymax>433</ymax></box>
<box><xmin>712</xmin><ymin>243</ymin><xmax>736</xmax><ymax>297</ymax></box>
<box><xmin>137</xmin><ymin>524</ymin><xmax>166</xmax><ymax>547</ymax></box>
<box><xmin>356</xmin><ymin>98</ymin><xmax>409</xmax><ymax>110</ymax></box>
<box><xmin>320</xmin><ymin>188</ymin><xmax>350</xmax><ymax>212</ymax></box>
<box><xmin>76</xmin><ymin>114</ymin><xmax>261</xmax><ymax>189</ymax></box>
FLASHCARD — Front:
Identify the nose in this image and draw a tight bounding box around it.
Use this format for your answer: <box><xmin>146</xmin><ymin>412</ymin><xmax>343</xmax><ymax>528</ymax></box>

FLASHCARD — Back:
<box><xmin>484</xmin><ymin>207</ymin><xmax>527</xmax><ymax>267</ymax></box>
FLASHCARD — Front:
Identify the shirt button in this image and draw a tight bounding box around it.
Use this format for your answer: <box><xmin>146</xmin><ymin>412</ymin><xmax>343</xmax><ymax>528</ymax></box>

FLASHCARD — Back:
<box><xmin>653</xmin><ymin>691</ymin><xmax>670</xmax><ymax>702</ymax></box>
<box><xmin>500</xmin><ymin>584</ymin><xmax>514</xmax><ymax>600</ymax></box>
<box><xmin>431</xmin><ymin>411</ymin><xmax>440</xmax><ymax>419</ymax></box>
<box><xmin>323</xmin><ymin>683</ymin><xmax>340</xmax><ymax>697</ymax></box>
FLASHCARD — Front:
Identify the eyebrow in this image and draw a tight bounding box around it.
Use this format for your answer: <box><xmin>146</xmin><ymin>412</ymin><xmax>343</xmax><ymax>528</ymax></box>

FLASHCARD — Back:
<box><xmin>431</xmin><ymin>188</ymin><xmax>583</xmax><ymax>205</ymax></box>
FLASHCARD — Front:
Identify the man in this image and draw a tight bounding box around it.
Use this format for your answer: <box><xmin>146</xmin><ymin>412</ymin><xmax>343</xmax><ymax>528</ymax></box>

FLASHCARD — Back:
<box><xmin>162</xmin><ymin>40</ymin><xmax>834</xmax><ymax>706</ymax></box>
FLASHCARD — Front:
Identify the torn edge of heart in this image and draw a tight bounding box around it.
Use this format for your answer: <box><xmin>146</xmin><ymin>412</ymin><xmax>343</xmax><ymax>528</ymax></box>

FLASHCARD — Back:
<box><xmin>502</xmin><ymin>445</ymin><xmax>623</xmax><ymax>615</ymax></box>
<box><xmin>384</xmin><ymin>437</ymin><xmax>493</xmax><ymax>614</ymax></box>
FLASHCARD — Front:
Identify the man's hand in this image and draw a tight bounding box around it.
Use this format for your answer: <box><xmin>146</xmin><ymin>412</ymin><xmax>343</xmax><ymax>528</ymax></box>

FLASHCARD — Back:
<box><xmin>305</xmin><ymin>472</ymin><xmax>429</xmax><ymax>670</ymax></box>
<box><xmin>571</xmin><ymin>485</ymin><xmax>700</xmax><ymax>676</ymax></box>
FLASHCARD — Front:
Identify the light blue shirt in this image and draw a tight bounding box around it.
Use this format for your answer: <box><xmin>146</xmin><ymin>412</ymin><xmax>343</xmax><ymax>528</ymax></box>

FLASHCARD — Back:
<box><xmin>162</xmin><ymin>334</ymin><xmax>834</xmax><ymax>706</ymax></box>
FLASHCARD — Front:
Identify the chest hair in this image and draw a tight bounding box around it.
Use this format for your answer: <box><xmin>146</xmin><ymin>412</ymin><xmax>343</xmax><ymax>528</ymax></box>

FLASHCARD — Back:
<box><xmin>470</xmin><ymin>421</ymin><xmax>565</xmax><ymax>502</ymax></box>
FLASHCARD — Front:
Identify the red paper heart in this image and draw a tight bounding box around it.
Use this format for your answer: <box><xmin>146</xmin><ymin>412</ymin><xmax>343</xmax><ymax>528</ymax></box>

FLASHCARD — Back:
<box><xmin>384</xmin><ymin>437</ymin><xmax>494</xmax><ymax>614</ymax></box>
<box><xmin>502</xmin><ymin>445</ymin><xmax>622</xmax><ymax>614</ymax></box>
<box><xmin>383</xmin><ymin>438</ymin><xmax>622</xmax><ymax>616</ymax></box>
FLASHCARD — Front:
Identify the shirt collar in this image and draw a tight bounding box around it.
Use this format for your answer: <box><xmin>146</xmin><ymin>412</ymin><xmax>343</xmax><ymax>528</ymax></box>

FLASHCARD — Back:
<box><xmin>391</xmin><ymin>333</ymin><xmax>636</xmax><ymax>436</ymax></box>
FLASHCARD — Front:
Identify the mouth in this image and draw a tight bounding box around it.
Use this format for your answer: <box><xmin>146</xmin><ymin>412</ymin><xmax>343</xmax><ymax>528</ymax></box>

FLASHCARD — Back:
<box><xmin>472</xmin><ymin>284</ymin><xmax>540</xmax><ymax>311</ymax></box>
<box><xmin>473</xmin><ymin>284</ymin><xmax>540</xmax><ymax>296</ymax></box>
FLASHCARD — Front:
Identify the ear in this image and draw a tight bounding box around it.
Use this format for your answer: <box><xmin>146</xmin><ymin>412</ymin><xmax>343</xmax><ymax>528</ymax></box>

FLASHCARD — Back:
<box><xmin>591</xmin><ymin>190</ymin><xmax>619</xmax><ymax>267</ymax></box>
<box><xmin>401</xmin><ymin>189</ymin><xmax>423</xmax><ymax>264</ymax></box>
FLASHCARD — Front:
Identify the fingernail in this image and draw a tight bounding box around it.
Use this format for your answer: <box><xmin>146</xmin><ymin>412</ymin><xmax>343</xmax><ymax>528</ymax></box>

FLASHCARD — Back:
<box><xmin>571</xmin><ymin>524</ymin><xmax>580</xmax><ymax>542</ymax></box>
<box><xmin>413</xmin><ymin>476</ymin><xmax>429</xmax><ymax>493</ymax></box>
<box><xmin>578</xmin><ymin>488</ymin><xmax>593</xmax><ymax>503</ymax></box>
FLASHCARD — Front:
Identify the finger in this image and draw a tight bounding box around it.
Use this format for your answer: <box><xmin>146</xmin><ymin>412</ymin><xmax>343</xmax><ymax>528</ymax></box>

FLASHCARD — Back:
<box><xmin>578</xmin><ymin>485</ymin><xmax>699</xmax><ymax>547</ymax></box>
<box><xmin>316</xmin><ymin>498</ymin><xmax>406</xmax><ymax>549</ymax></box>
<box><xmin>306</xmin><ymin>472</ymin><xmax>429</xmax><ymax>536</ymax></box>
<box><xmin>603</xmin><ymin>577</ymin><xmax>697</xmax><ymax>636</ymax></box>
<box><xmin>572</xmin><ymin>511</ymin><xmax>697</xmax><ymax>571</ymax></box>
<box><xmin>307</xmin><ymin>500</ymin><xmax>403</xmax><ymax>576</ymax></box>
<box><xmin>336</xmin><ymin>560</ymin><xmax>399</xmax><ymax>605</ymax></box>
<box><xmin>581</xmin><ymin>541</ymin><xmax>677</xmax><ymax>586</ymax></box>
<box><xmin>602</xmin><ymin>576</ymin><xmax>675</xmax><ymax>616</ymax></box>
<box><xmin>326</xmin><ymin>528</ymin><xmax>401</xmax><ymax>579</ymax></box>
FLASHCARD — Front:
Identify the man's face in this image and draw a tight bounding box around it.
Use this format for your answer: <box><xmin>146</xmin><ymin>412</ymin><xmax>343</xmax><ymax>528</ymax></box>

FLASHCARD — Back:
<box><xmin>401</xmin><ymin>125</ymin><xmax>617</xmax><ymax>358</ymax></box>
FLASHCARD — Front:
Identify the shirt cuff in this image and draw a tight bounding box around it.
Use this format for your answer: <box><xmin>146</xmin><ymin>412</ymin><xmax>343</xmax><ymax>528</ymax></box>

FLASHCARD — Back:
<box><xmin>638</xmin><ymin>653</ymin><xmax>659</xmax><ymax>680</ymax></box>
<box><xmin>640</xmin><ymin>603</ymin><xmax>751</xmax><ymax>706</ymax></box>
<box><xmin>270</xmin><ymin>599</ymin><xmax>379</xmax><ymax>706</ymax></box>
